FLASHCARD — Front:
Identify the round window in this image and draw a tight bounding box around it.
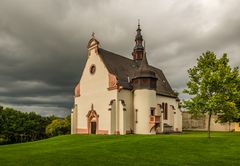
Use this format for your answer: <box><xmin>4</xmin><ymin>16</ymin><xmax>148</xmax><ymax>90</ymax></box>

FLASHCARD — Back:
<box><xmin>90</xmin><ymin>65</ymin><xmax>96</xmax><ymax>74</ymax></box>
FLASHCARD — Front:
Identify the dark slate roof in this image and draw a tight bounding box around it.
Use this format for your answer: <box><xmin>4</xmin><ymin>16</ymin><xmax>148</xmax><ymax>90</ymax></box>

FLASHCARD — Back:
<box><xmin>98</xmin><ymin>48</ymin><xmax>177</xmax><ymax>98</ymax></box>
<box><xmin>133</xmin><ymin>52</ymin><xmax>157</xmax><ymax>79</ymax></box>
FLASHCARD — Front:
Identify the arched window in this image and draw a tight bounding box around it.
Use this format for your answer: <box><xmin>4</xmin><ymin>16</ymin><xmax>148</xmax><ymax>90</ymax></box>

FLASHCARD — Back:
<box><xmin>135</xmin><ymin>109</ymin><xmax>138</xmax><ymax>123</ymax></box>
<box><xmin>162</xmin><ymin>102</ymin><xmax>165</xmax><ymax>112</ymax></box>
<box><xmin>164</xmin><ymin>103</ymin><xmax>168</xmax><ymax>120</ymax></box>
<box><xmin>150</xmin><ymin>107</ymin><xmax>155</xmax><ymax>116</ymax></box>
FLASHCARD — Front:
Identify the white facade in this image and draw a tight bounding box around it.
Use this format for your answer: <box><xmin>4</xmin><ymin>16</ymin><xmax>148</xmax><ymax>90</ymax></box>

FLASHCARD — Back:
<box><xmin>134</xmin><ymin>89</ymin><xmax>157</xmax><ymax>134</ymax></box>
<box><xmin>71</xmin><ymin>36</ymin><xmax>182</xmax><ymax>135</ymax></box>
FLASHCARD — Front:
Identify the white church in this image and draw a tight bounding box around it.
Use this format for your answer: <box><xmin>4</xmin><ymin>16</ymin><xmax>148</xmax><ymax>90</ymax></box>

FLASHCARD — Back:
<box><xmin>71</xmin><ymin>24</ymin><xmax>182</xmax><ymax>135</ymax></box>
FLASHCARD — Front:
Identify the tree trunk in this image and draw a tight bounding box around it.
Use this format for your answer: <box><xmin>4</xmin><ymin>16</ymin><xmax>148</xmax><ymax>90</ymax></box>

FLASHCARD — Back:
<box><xmin>208</xmin><ymin>113</ymin><xmax>212</xmax><ymax>139</ymax></box>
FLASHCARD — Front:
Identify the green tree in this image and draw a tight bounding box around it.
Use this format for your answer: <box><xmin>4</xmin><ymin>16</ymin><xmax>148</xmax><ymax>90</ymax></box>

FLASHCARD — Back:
<box><xmin>45</xmin><ymin>116</ymin><xmax>70</xmax><ymax>137</ymax></box>
<box><xmin>0</xmin><ymin>106</ymin><xmax>56</xmax><ymax>144</ymax></box>
<box><xmin>183</xmin><ymin>51</ymin><xmax>240</xmax><ymax>138</ymax></box>
<box><xmin>218</xmin><ymin>95</ymin><xmax>240</xmax><ymax>130</ymax></box>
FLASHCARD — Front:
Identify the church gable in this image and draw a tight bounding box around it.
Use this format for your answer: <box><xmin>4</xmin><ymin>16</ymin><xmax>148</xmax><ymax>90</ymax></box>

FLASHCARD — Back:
<box><xmin>77</xmin><ymin>30</ymin><xmax>176</xmax><ymax>98</ymax></box>
<box><xmin>77</xmin><ymin>37</ymin><xmax>119</xmax><ymax>96</ymax></box>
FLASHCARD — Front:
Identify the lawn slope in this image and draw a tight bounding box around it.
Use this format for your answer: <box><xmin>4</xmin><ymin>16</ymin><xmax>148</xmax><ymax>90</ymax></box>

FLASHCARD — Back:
<box><xmin>0</xmin><ymin>132</ymin><xmax>240</xmax><ymax>166</ymax></box>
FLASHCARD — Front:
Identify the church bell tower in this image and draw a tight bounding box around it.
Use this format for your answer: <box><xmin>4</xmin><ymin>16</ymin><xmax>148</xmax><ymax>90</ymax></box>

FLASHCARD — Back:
<box><xmin>132</xmin><ymin>37</ymin><xmax>158</xmax><ymax>134</ymax></box>
<box><xmin>132</xmin><ymin>21</ymin><xmax>144</xmax><ymax>61</ymax></box>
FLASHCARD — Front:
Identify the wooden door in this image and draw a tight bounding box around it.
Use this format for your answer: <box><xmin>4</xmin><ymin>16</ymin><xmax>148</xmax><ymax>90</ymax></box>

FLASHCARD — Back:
<box><xmin>91</xmin><ymin>122</ymin><xmax>96</xmax><ymax>134</ymax></box>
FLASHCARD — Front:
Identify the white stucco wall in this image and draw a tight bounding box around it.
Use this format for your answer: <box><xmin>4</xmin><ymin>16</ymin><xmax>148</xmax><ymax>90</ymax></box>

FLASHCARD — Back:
<box><xmin>118</xmin><ymin>89</ymin><xmax>134</xmax><ymax>134</ymax></box>
<box><xmin>157</xmin><ymin>95</ymin><xmax>182</xmax><ymax>132</ymax></box>
<box><xmin>74</xmin><ymin>47</ymin><xmax>117</xmax><ymax>134</ymax></box>
<box><xmin>110</xmin><ymin>100</ymin><xmax>116</xmax><ymax>134</ymax></box>
<box><xmin>71</xmin><ymin>106</ymin><xmax>78</xmax><ymax>134</ymax></box>
<box><xmin>134</xmin><ymin>89</ymin><xmax>157</xmax><ymax>134</ymax></box>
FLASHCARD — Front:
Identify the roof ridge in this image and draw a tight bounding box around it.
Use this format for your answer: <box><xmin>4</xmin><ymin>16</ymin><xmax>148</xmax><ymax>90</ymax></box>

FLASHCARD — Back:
<box><xmin>97</xmin><ymin>47</ymin><xmax>176</xmax><ymax>98</ymax></box>
<box><xmin>149</xmin><ymin>65</ymin><xmax>163</xmax><ymax>72</ymax></box>
<box><xmin>99</xmin><ymin>48</ymin><xmax>133</xmax><ymax>62</ymax></box>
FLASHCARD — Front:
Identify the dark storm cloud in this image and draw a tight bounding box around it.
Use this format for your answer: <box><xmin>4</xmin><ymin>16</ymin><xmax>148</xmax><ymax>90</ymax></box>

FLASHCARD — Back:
<box><xmin>0</xmin><ymin>0</ymin><xmax>240</xmax><ymax>116</ymax></box>
<box><xmin>0</xmin><ymin>0</ymin><xmax>88</xmax><ymax>116</ymax></box>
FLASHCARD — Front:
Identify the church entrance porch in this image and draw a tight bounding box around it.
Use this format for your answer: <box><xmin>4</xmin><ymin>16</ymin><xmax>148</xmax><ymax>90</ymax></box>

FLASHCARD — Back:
<box><xmin>86</xmin><ymin>104</ymin><xmax>99</xmax><ymax>134</ymax></box>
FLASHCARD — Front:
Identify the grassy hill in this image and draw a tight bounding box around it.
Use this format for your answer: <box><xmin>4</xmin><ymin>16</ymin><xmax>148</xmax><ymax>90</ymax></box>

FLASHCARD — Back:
<box><xmin>0</xmin><ymin>132</ymin><xmax>239</xmax><ymax>166</ymax></box>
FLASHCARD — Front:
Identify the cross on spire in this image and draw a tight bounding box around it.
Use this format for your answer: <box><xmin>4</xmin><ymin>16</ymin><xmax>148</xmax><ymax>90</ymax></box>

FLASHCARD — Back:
<box><xmin>92</xmin><ymin>32</ymin><xmax>95</xmax><ymax>38</ymax></box>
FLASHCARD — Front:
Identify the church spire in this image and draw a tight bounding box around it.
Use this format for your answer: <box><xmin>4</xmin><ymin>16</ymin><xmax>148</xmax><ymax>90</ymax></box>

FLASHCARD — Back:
<box><xmin>132</xmin><ymin>20</ymin><xmax>144</xmax><ymax>61</ymax></box>
<box><xmin>132</xmin><ymin>36</ymin><xmax>157</xmax><ymax>90</ymax></box>
<box><xmin>139</xmin><ymin>52</ymin><xmax>149</xmax><ymax>71</ymax></box>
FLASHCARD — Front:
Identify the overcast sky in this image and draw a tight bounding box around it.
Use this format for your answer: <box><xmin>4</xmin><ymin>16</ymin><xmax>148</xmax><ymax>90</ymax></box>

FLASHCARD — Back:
<box><xmin>0</xmin><ymin>0</ymin><xmax>240</xmax><ymax>117</ymax></box>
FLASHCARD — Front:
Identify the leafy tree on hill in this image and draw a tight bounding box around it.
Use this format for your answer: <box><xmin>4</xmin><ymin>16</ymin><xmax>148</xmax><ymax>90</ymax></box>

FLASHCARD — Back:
<box><xmin>45</xmin><ymin>116</ymin><xmax>71</xmax><ymax>137</ymax></box>
<box><xmin>0</xmin><ymin>106</ymin><xmax>67</xmax><ymax>144</ymax></box>
<box><xmin>183</xmin><ymin>51</ymin><xmax>240</xmax><ymax>138</ymax></box>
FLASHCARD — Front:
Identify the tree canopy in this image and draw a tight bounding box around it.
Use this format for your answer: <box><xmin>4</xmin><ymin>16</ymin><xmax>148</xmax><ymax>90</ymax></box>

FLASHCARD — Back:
<box><xmin>46</xmin><ymin>116</ymin><xmax>71</xmax><ymax>137</ymax></box>
<box><xmin>183</xmin><ymin>51</ymin><xmax>240</xmax><ymax>138</ymax></box>
<box><xmin>0</xmin><ymin>106</ymin><xmax>70</xmax><ymax>144</ymax></box>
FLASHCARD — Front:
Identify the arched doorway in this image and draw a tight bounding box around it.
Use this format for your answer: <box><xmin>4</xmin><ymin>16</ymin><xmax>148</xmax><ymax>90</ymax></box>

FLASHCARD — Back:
<box><xmin>86</xmin><ymin>104</ymin><xmax>99</xmax><ymax>134</ymax></box>
<box><xmin>91</xmin><ymin>121</ymin><xmax>97</xmax><ymax>134</ymax></box>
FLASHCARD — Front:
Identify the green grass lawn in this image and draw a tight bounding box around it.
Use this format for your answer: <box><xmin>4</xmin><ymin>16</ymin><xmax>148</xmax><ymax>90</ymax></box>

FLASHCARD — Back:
<box><xmin>0</xmin><ymin>132</ymin><xmax>239</xmax><ymax>166</ymax></box>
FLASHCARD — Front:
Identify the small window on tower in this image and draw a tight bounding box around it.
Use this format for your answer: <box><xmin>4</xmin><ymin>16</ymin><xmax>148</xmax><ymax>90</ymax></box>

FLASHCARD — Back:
<box><xmin>150</xmin><ymin>108</ymin><xmax>155</xmax><ymax>116</ymax></box>
<box><xmin>135</xmin><ymin>109</ymin><xmax>138</xmax><ymax>123</ymax></box>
